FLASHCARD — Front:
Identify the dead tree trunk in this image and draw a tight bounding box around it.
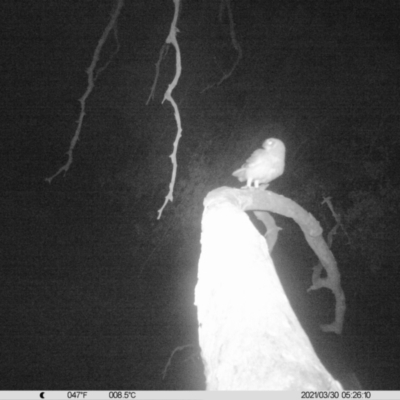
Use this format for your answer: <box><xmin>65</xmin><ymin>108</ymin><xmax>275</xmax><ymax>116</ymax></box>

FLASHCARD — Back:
<box><xmin>195</xmin><ymin>188</ymin><xmax>344</xmax><ymax>390</ymax></box>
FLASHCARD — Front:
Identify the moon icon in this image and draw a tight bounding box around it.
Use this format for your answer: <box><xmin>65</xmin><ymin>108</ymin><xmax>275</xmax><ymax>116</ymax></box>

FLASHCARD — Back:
<box><xmin>40</xmin><ymin>393</ymin><xmax>45</xmax><ymax>399</ymax></box>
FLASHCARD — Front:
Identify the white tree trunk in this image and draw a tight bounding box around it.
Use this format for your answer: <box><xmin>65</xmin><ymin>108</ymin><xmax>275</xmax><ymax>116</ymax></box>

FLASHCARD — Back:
<box><xmin>195</xmin><ymin>188</ymin><xmax>343</xmax><ymax>390</ymax></box>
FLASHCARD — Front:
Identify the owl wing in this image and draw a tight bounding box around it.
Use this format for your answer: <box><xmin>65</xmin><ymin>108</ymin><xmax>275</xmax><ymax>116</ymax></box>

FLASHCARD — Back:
<box><xmin>232</xmin><ymin>148</ymin><xmax>270</xmax><ymax>183</ymax></box>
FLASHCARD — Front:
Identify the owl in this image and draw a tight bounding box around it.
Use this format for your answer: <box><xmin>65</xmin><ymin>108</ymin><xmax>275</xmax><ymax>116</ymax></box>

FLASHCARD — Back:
<box><xmin>232</xmin><ymin>138</ymin><xmax>286</xmax><ymax>188</ymax></box>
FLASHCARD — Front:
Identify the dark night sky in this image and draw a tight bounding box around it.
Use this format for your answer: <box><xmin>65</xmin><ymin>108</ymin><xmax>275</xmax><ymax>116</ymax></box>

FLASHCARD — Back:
<box><xmin>1</xmin><ymin>0</ymin><xmax>400</xmax><ymax>391</ymax></box>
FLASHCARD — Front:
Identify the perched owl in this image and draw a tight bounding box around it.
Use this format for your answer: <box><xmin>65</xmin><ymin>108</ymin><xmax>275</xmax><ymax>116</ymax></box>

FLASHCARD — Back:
<box><xmin>232</xmin><ymin>138</ymin><xmax>286</xmax><ymax>188</ymax></box>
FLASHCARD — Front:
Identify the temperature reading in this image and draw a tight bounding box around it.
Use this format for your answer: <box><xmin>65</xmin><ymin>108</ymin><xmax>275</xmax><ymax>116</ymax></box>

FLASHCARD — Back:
<box><xmin>67</xmin><ymin>393</ymin><xmax>88</xmax><ymax>399</ymax></box>
<box><xmin>108</xmin><ymin>392</ymin><xmax>136</xmax><ymax>399</ymax></box>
